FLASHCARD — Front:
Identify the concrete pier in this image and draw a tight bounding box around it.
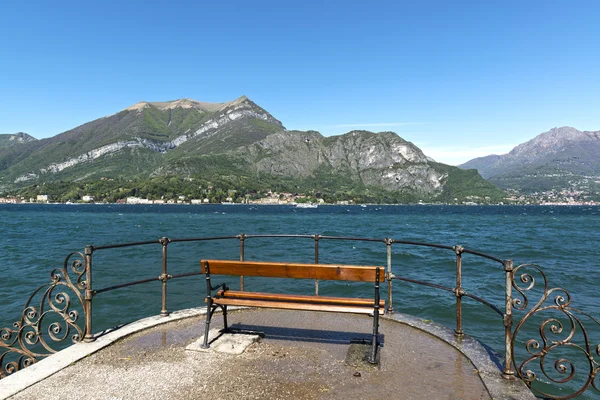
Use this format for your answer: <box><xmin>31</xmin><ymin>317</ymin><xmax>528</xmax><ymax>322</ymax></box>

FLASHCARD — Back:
<box><xmin>2</xmin><ymin>308</ymin><xmax>535</xmax><ymax>400</ymax></box>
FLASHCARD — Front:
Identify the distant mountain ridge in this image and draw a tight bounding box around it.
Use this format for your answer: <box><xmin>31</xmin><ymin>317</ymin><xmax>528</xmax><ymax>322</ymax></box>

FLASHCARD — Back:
<box><xmin>0</xmin><ymin>96</ymin><xmax>503</xmax><ymax>202</ymax></box>
<box><xmin>0</xmin><ymin>132</ymin><xmax>36</xmax><ymax>148</ymax></box>
<box><xmin>460</xmin><ymin>126</ymin><xmax>600</xmax><ymax>191</ymax></box>
<box><xmin>125</xmin><ymin>97</ymin><xmax>247</xmax><ymax>112</ymax></box>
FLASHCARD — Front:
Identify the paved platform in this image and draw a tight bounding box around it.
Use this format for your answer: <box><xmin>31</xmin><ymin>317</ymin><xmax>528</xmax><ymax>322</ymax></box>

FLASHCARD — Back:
<box><xmin>3</xmin><ymin>308</ymin><xmax>534</xmax><ymax>400</ymax></box>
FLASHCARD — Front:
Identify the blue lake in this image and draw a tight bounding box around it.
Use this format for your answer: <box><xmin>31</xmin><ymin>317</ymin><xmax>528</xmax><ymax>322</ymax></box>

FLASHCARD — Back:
<box><xmin>1</xmin><ymin>203</ymin><xmax>599</xmax><ymax>398</ymax></box>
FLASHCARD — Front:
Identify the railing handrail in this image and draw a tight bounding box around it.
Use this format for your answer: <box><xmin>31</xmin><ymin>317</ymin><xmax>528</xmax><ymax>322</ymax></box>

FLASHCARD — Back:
<box><xmin>2</xmin><ymin>233</ymin><xmax>598</xmax><ymax>399</ymax></box>
<box><xmin>90</xmin><ymin>234</ymin><xmax>506</xmax><ymax>262</ymax></box>
<box><xmin>82</xmin><ymin>233</ymin><xmax>511</xmax><ymax>374</ymax></box>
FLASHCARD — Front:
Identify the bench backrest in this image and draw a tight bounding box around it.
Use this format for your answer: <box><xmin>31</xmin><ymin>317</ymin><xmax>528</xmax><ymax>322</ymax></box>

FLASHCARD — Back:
<box><xmin>201</xmin><ymin>260</ymin><xmax>385</xmax><ymax>282</ymax></box>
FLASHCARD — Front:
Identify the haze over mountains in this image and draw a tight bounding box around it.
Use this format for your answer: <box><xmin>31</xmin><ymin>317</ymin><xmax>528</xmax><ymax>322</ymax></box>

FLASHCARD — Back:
<box><xmin>460</xmin><ymin>126</ymin><xmax>600</xmax><ymax>192</ymax></box>
<box><xmin>0</xmin><ymin>96</ymin><xmax>502</xmax><ymax>202</ymax></box>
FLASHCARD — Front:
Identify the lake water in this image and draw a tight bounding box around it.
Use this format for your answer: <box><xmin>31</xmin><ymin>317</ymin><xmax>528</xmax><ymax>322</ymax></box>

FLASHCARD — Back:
<box><xmin>1</xmin><ymin>204</ymin><xmax>599</xmax><ymax>398</ymax></box>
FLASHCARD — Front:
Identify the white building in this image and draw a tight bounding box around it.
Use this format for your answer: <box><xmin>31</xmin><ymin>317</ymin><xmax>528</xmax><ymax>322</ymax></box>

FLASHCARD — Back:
<box><xmin>126</xmin><ymin>197</ymin><xmax>152</xmax><ymax>204</ymax></box>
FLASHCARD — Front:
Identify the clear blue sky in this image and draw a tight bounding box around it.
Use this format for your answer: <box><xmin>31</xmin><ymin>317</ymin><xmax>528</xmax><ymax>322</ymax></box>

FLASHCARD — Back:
<box><xmin>1</xmin><ymin>0</ymin><xmax>599</xmax><ymax>165</ymax></box>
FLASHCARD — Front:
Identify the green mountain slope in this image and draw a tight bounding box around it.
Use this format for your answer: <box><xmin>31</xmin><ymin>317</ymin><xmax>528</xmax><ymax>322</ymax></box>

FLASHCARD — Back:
<box><xmin>0</xmin><ymin>96</ymin><xmax>284</xmax><ymax>184</ymax></box>
<box><xmin>0</xmin><ymin>96</ymin><xmax>504</xmax><ymax>202</ymax></box>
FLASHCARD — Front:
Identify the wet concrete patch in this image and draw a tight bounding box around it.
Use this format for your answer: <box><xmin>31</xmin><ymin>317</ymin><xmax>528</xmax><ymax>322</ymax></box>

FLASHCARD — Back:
<box><xmin>186</xmin><ymin>328</ymin><xmax>262</xmax><ymax>354</ymax></box>
<box><xmin>344</xmin><ymin>343</ymin><xmax>380</xmax><ymax>370</ymax></box>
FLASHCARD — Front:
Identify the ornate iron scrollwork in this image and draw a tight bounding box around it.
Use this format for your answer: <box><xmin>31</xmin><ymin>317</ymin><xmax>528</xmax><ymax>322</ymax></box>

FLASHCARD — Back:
<box><xmin>511</xmin><ymin>263</ymin><xmax>600</xmax><ymax>399</ymax></box>
<box><xmin>0</xmin><ymin>252</ymin><xmax>87</xmax><ymax>378</ymax></box>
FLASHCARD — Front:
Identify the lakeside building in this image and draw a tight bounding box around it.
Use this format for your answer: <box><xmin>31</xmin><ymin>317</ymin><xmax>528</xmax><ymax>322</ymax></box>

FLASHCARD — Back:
<box><xmin>0</xmin><ymin>197</ymin><xmax>20</xmax><ymax>204</ymax></box>
<box><xmin>126</xmin><ymin>197</ymin><xmax>152</xmax><ymax>205</ymax></box>
<box><xmin>36</xmin><ymin>195</ymin><xmax>49</xmax><ymax>203</ymax></box>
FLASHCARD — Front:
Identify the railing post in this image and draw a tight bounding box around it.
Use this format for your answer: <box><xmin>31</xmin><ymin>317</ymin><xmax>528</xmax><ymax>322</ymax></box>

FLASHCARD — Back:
<box><xmin>159</xmin><ymin>237</ymin><xmax>170</xmax><ymax>317</ymax></box>
<box><xmin>385</xmin><ymin>238</ymin><xmax>394</xmax><ymax>313</ymax></box>
<box><xmin>314</xmin><ymin>234</ymin><xmax>320</xmax><ymax>295</ymax></box>
<box><xmin>83</xmin><ymin>245</ymin><xmax>94</xmax><ymax>342</ymax></box>
<box><xmin>453</xmin><ymin>245</ymin><xmax>464</xmax><ymax>338</ymax></box>
<box><xmin>238</xmin><ymin>233</ymin><xmax>246</xmax><ymax>291</ymax></box>
<box><xmin>503</xmin><ymin>259</ymin><xmax>516</xmax><ymax>379</ymax></box>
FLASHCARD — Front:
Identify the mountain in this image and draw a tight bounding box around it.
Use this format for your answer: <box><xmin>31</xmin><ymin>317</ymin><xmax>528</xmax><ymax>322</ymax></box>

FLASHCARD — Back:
<box><xmin>460</xmin><ymin>126</ymin><xmax>600</xmax><ymax>192</ymax></box>
<box><xmin>0</xmin><ymin>96</ymin><xmax>283</xmax><ymax>183</ymax></box>
<box><xmin>0</xmin><ymin>96</ymin><xmax>503</xmax><ymax>202</ymax></box>
<box><xmin>0</xmin><ymin>132</ymin><xmax>36</xmax><ymax>148</ymax></box>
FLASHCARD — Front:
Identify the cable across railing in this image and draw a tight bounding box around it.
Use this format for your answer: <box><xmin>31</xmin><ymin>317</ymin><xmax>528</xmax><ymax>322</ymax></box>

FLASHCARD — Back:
<box><xmin>0</xmin><ymin>233</ymin><xmax>598</xmax><ymax>399</ymax></box>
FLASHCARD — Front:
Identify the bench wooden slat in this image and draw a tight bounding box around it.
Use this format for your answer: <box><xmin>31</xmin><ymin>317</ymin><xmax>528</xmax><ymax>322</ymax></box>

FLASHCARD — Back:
<box><xmin>201</xmin><ymin>260</ymin><xmax>385</xmax><ymax>282</ymax></box>
<box><xmin>216</xmin><ymin>290</ymin><xmax>385</xmax><ymax>308</ymax></box>
<box><xmin>211</xmin><ymin>297</ymin><xmax>385</xmax><ymax>315</ymax></box>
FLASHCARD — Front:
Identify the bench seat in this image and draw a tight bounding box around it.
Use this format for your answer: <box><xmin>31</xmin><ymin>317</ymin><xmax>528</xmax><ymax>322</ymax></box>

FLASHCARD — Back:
<box><xmin>213</xmin><ymin>290</ymin><xmax>385</xmax><ymax>314</ymax></box>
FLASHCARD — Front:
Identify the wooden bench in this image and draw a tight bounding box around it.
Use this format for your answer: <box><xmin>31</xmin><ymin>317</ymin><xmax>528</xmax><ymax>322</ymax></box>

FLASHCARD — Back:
<box><xmin>200</xmin><ymin>259</ymin><xmax>385</xmax><ymax>363</ymax></box>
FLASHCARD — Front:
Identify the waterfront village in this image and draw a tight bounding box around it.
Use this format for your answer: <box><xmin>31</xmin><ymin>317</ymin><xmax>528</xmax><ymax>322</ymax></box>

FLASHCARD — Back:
<box><xmin>0</xmin><ymin>188</ymin><xmax>597</xmax><ymax>206</ymax></box>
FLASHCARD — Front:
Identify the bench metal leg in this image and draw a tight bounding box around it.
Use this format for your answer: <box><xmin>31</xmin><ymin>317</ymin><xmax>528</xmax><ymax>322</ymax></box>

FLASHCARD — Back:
<box><xmin>368</xmin><ymin>268</ymin><xmax>381</xmax><ymax>364</ymax></box>
<box><xmin>222</xmin><ymin>305</ymin><xmax>228</xmax><ymax>331</ymax></box>
<box><xmin>369</xmin><ymin>309</ymin><xmax>380</xmax><ymax>364</ymax></box>
<box><xmin>201</xmin><ymin>298</ymin><xmax>215</xmax><ymax>349</ymax></box>
<box><xmin>202</xmin><ymin>266</ymin><xmax>214</xmax><ymax>349</ymax></box>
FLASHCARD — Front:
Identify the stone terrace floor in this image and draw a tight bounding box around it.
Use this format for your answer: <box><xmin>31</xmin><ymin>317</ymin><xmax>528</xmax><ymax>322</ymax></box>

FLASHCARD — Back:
<box><xmin>6</xmin><ymin>308</ymin><xmax>535</xmax><ymax>400</ymax></box>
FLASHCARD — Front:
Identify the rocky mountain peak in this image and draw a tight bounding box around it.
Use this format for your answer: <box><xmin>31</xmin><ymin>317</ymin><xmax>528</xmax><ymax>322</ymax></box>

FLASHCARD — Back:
<box><xmin>123</xmin><ymin>95</ymin><xmax>256</xmax><ymax>114</ymax></box>
<box><xmin>124</xmin><ymin>101</ymin><xmax>151</xmax><ymax>111</ymax></box>
<box><xmin>460</xmin><ymin>126</ymin><xmax>600</xmax><ymax>191</ymax></box>
<box><xmin>0</xmin><ymin>132</ymin><xmax>37</xmax><ymax>147</ymax></box>
<box><xmin>509</xmin><ymin>126</ymin><xmax>600</xmax><ymax>158</ymax></box>
<box><xmin>529</xmin><ymin>126</ymin><xmax>589</xmax><ymax>144</ymax></box>
<box><xmin>12</xmin><ymin>132</ymin><xmax>36</xmax><ymax>141</ymax></box>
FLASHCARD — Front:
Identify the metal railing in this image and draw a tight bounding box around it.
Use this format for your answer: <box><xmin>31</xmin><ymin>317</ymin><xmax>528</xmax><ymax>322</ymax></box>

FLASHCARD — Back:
<box><xmin>1</xmin><ymin>233</ymin><xmax>598</xmax><ymax>399</ymax></box>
